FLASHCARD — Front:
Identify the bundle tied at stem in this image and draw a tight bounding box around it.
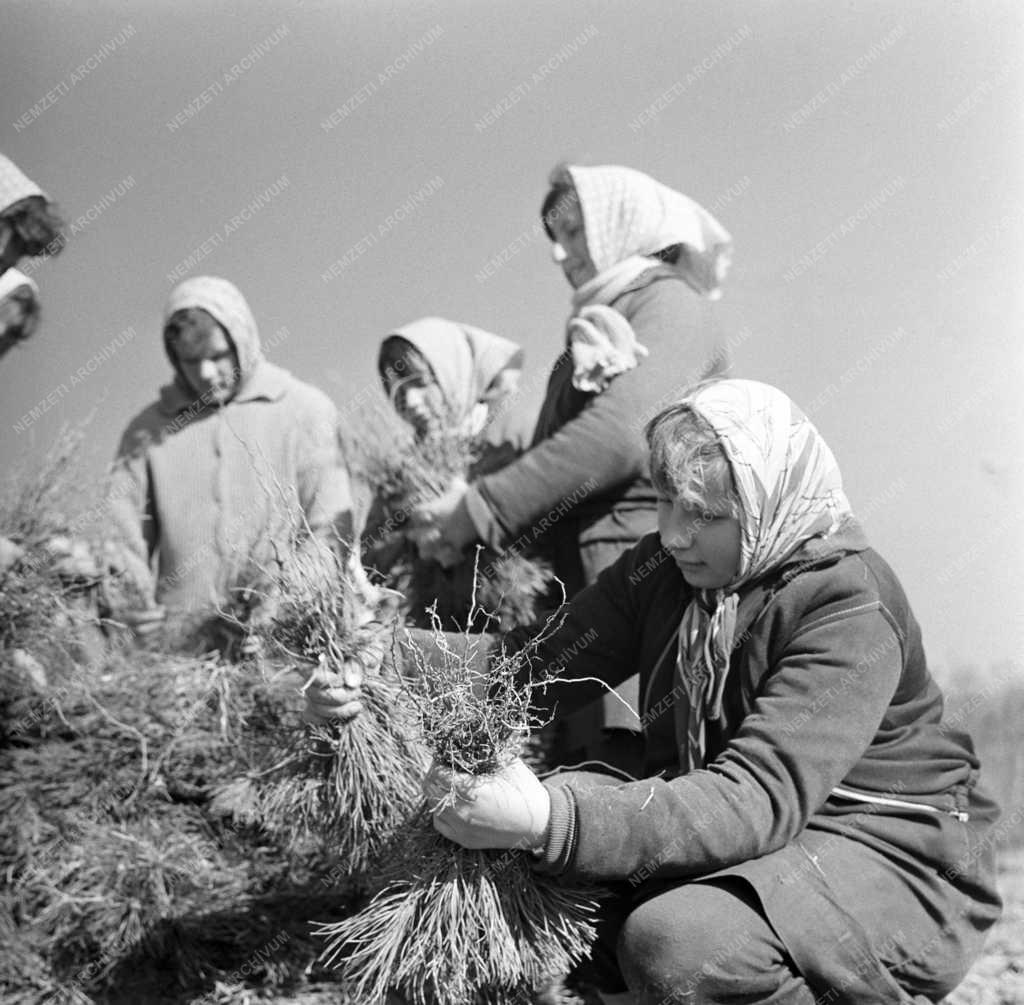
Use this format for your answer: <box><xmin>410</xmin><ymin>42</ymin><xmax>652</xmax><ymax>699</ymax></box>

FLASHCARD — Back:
<box><xmin>212</xmin><ymin>537</ymin><xmax>427</xmax><ymax>876</ymax></box>
<box><xmin>315</xmin><ymin>584</ymin><xmax>601</xmax><ymax>1005</ymax></box>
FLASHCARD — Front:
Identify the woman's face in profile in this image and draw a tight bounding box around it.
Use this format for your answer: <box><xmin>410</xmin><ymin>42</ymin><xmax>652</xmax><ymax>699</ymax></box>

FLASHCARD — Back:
<box><xmin>548</xmin><ymin>197</ymin><xmax>597</xmax><ymax>289</ymax></box>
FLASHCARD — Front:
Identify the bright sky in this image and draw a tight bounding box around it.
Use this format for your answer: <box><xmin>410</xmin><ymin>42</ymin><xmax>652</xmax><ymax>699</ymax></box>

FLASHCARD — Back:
<box><xmin>3</xmin><ymin>0</ymin><xmax>1022</xmax><ymax>671</ymax></box>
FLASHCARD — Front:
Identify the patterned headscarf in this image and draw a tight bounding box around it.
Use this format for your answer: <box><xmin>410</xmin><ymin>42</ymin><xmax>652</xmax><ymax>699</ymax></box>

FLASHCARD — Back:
<box><xmin>555</xmin><ymin>164</ymin><xmax>733</xmax><ymax>306</ymax></box>
<box><xmin>672</xmin><ymin>380</ymin><xmax>853</xmax><ymax>770</ymax></box>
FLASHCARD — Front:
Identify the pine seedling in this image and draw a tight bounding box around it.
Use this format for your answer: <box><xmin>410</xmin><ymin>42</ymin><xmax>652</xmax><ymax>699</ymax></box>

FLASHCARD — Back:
<box><xmin>350</xmin><ymin>398</ymin><xmax>557</xmax><ymax>634</ymax></box>
<box><xmin>222</xmin><ymin>539</ymin><xmax>427</xmax><ymax>876</ymax></box>
<box><xmin>315</xmin><ymin>587</ymin><xmax>599</xmax><ymax>1005</ymax></box>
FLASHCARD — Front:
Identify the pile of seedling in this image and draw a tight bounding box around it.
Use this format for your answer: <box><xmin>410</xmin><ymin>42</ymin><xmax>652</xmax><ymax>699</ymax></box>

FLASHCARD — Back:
<box><xmin>0</xmin><ymin>628</ymin><xmax>364</xmax><ymax>1004</ymax></box>
<box><xmin>2</xmin><ymin>427</ymin><xmax>599</xmax><ymax>1004</ymax></box>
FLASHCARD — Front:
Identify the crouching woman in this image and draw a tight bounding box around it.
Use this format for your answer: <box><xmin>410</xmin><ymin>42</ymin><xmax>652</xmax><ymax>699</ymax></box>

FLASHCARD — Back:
<box><xmin>419</xmin><ymin>379</ymin><xmax>1001</xmax><ymax>1004</ymax></box>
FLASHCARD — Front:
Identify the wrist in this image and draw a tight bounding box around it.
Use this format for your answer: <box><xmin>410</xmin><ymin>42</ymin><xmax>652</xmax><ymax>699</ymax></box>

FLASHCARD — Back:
<box><xmin>529</xmin><ymin>786</ymin><xmax>552</xmax><ymax>857</ymax></box>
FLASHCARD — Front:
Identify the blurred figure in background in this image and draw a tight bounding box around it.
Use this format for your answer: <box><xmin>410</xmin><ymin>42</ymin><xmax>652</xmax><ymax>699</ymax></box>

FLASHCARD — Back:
<box><xmin>0</xmin><ymin>269</ymin><xmax>41</xmax><ymax>360</ymax></box>
<box><xmin>415</xmin><ymin>163</ymin><xmax>734</xmax><ymax>776</ymax></box>
<box><xmin>108</xmin><ymin>275</ymin><xmax>352</xmax><ymax>649</ymax></box>
<box><xmin>378</xmin><ymin>316</ymin><xmax>525</xmax><ymax>474</ymax></box>
<box><xmin>0</xmin><ymin>152</ymin><xmax>66</xmax><ymax>360</ymax></box>
<box><xmin>352</xmin><ymin>317</ymin><xmax>547</xmax><ymax>632</ymax></box>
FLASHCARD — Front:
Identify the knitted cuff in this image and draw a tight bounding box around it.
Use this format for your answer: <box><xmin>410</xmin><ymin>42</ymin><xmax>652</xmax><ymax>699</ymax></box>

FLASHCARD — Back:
<box><xmin>533</xmin><ymin>783</ymin><xmax>578</xmax><ymax>875</ymax></box>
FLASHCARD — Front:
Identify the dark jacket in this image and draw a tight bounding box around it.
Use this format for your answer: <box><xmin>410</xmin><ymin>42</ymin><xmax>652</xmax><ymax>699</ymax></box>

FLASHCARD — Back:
<box><xmin>473</xmin><ymin>266</ymin><xmax>725</xmax><ymax>597</ymax></box>
<box><xmin>531</xmin><ymin>525</ymin><xmax>999</xmax><ymax>883</ymax></box>
<box><xmin>404</xmin><ymin>522</ymin><xmax>1001</xmax><ymax>998</ymax></box>
<box><xmin>522</xmin><ymin>524</ymin><xmax>1001</xmax><ymax>998</ymax></box>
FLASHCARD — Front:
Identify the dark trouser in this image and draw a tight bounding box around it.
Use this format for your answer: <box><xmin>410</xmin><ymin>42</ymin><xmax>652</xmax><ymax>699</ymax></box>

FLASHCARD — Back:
<box><xmin>553</xmin><ymin>774</ymin><xmax>991</xmax><ymax>1004</ymax></box>
<box><xmin>596</xmin><ymin>877</ymin><xmax>818</xmax><ymax>1004</ymax></box>
<box><xmin>581</xmin><ymin>872</ymin><xmax>970</xmax><ymax>1005</ymax></box>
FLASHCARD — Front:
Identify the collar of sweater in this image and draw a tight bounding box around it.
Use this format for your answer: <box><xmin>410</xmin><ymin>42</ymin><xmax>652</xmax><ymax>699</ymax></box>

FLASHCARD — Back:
<box><xmin>157</xmin><ymin>359</ymin><xmax>290</xmax><ymax>417</ymax></box>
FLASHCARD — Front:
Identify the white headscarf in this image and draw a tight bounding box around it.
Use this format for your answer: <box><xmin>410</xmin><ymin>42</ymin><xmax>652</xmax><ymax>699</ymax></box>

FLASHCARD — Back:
<box><xmin>388</xmin><ymin>317</ymin><xmax>523</xmax><ymax>436</ymax></box>
<box><xmin>0</xmin><ymin>267</ymin><xmax>39</xmax><ymax>303</ymax></box>
<box><xmin>0</xmin><ymin>154</ymin><xmax>45</xmax><ymax>215</ymax></box>
<box><xmin>672</xmin><ymin>380</ymin><xmax>853</xmax><ymax>770</ymax></box>
<box><xmin>164</xmin><ymin>275</ymin><xmax>263</xmax><ymax>393</ymax></box>
<box><xmin>552</xmin><ymin>164</ymin><xmax>733</xmax><ymax>310</ymax></box>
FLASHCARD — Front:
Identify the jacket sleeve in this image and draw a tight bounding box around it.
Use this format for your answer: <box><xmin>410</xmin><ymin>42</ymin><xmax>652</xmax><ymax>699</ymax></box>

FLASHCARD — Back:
<box><xmin>540</xmin><ymin>602</ymin><xmax>906</xmax><ymax>883</ymax></box>
<box><xmin>471</xmin><ymin>279</ymin><xmax>712</xmax><ymax>546</ymax></box>
<box><xmin>107</xmin><ymin>426</ymin><xmax>159</xmax><ymax>602</ymax></box>
<box><xmin>295</xmin><ymin>392</ymin><xmax>353</xmax><ymax>546</ymax></box>
<box><xmin>515</xmin><ymin>542</ymin><xmax>645</xmax><ymax>717</ymax></box>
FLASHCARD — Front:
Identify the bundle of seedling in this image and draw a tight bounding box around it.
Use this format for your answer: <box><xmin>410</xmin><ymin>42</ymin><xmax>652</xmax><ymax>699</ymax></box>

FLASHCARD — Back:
<box><xmin>347</xmin><ymin>399</ymin><xmax>556</xmax><ymax>634</ymax></box>
<box><xmin>315</xmin><ymin>599</ymin><xmax>600</xmax><ymax>1005</ymax></box>
<box><xmin>210</xmin><ymin>536</ymin><xmax>428</xmax><ymax>878</ymax></box>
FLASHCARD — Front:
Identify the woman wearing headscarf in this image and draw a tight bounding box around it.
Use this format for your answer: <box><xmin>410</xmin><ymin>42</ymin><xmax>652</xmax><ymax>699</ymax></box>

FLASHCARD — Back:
<box><xmin>354</xmin><ymin>317</ymin><xmax>551</xmax><ymax>632</ymax></box>
<box><xmin>0</xmin><ymin>153</ymin><xmax>65</xmax><ymax>360</ymax></box>
<box><xmin>417</xmin><ymin>378</ymin><xmax>1001</xmax><ymax>1004</ymax></box>
<box><xmin>108</xmin><ymin>275</ymin><xmax>352</xmax><ymax>642</ymax></box>
<box><xmin>377</xmin><ymin>316</ymin><xmax>525</xmax><ymax>470</ymax></box>
<box><xmin>415</xmin><ymin>164</ymin><xmax>734</xmax><ymax>773</ymax></box>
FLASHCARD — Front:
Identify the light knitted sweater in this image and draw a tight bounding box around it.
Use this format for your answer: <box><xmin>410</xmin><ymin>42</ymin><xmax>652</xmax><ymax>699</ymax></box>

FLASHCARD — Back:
<box><xmin>109</xmin><ymin>277</ymin><xmax>350</xmax><ymax>612</ymax></box>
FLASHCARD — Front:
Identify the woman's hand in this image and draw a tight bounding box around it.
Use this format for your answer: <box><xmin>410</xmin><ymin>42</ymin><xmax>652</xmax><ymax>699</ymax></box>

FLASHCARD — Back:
<box><xmin>411</xmin><ymin>479</ymin><xmax>478</xmax><ymax>566</ymax></box>
<box><xmin>426</xmin><ymin>757</ymin><xmax>551</xmax><ymax>851</ymax></box>
<box><xmin>301</xmin><ymin>649</ymin><xmax>379</xmax><ymax>724</ymax></box>
<box><xmin>409</xmin><ymin>525</ymin><xmax>462</xmax><ymax>568</ymax></box>
<box><xmin>118</xmin><ymin>605</ymin><xmax>166</xmax><ymax>640</ymax></box>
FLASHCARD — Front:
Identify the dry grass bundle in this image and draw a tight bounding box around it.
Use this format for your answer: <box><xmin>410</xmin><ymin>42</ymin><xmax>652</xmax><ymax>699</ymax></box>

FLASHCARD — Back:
<box><xmin>315</xmin><ymin>600</ymin><xmax>599</xmax><ymax>1005</ymax></box>
<box><xmin>212</xmin><ymin>539</ymin><xmax>428</xmax><ymax>877</ymax></box>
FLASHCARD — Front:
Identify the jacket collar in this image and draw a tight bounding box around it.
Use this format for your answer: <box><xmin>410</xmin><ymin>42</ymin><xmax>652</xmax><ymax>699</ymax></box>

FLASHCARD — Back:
<box><xmin>157</xmin><ymin>360</ymin><xmax>290</xmax><ymax>417</ymax></box>
<box><xmin>610</xmin><ymin>262</ymin><xmax>687</xmax><ymax>302</ymax></box>
<box><xmin>771</xmin><ymin>516</ymin><xmax>870</xmax><ymax>583</ymax></box>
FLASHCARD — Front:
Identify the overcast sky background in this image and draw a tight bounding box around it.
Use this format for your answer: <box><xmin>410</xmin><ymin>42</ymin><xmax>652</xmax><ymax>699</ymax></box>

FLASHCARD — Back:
<box><xmin>2</xmin><ymin>0</ymin><xmax>1022</xmax><ymax>672</ymax></box>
